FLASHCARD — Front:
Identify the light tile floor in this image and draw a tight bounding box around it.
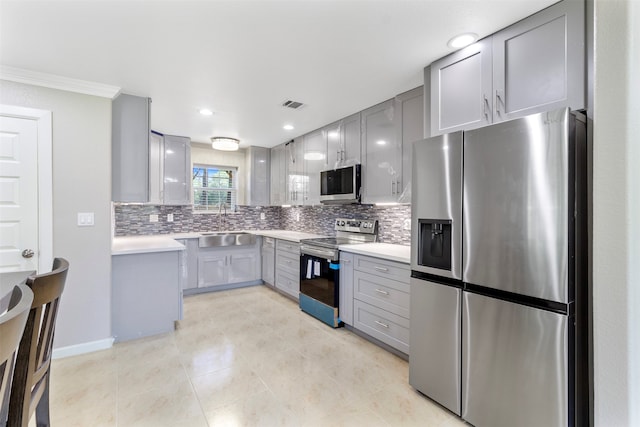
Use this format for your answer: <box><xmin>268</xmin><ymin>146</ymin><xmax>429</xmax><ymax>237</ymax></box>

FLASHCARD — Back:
<box><xmin>45</xmin><ymin>285</ymin><xmax>467</xmax><ymax>426</ymax></box>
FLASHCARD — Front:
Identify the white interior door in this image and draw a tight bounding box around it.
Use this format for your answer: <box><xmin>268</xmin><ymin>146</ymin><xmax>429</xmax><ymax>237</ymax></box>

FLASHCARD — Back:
<box><xmin>0</xmin><ymin>105</ymin><xmax>52</xmax><ymax>274</ymax></box>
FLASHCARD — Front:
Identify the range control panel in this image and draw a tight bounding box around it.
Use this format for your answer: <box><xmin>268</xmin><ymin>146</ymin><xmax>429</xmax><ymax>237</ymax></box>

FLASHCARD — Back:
<box><xmin>334</xmin><ymin>218</ymin><xmax>378</xmax><ymax>234</ymax></box>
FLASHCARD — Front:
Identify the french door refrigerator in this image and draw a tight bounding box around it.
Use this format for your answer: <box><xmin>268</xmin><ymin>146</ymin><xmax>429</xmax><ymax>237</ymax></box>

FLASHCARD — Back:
<box><xmin>410</xmin><ymin>107</ymin><xmax>589</xmax><ymax>427</ymax></box>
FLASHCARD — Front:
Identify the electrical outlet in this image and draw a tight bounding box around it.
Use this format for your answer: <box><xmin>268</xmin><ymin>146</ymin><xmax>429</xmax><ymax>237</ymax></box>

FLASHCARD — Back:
<box><xmin>403</xmin><ymin>218</ymin><xmax>411</xmax><ymax>230</ymax></box>
<box><xmin>167</xmin><ymin>213</ymin><xmax>174</xmax><ymax>222</ymax></box>
<box><xmin>260</xmin><ymin>212</ymin><xmax>266</xmax><ymax>220</ymax></box>
<box><xmin>77</xmin><ymin>212</ymin><xmax>94</xmax><ymax>226</ymax></box>
<box><xmin>149</xmin><ymin>214</ymin><xmax>159</xmax><ymax>223</ymax></box>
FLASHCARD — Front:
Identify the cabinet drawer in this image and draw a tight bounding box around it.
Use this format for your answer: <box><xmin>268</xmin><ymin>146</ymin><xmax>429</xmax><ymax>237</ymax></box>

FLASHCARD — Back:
<box><xmin>353</xmin><ymin>255</ymin><xmax>409</xmax><ymax>282</ymax></box>
<box><xmin>354</xmin><ymin>300</ymin><xmax>409</xmax><ymax>354</ymax></box>
<box><xmin>354</xmin><ymin>270</ymin><xmax>410</xmax><ymax>319</ymax></box>
<box><xmin>276</xmin><ymin>240</ymin><xmax>300</xmax><ymax>255</ymax></box>
<box><xmin>276</xmin><ymin>251</ymin><xmax>299</xmax><ymax>276</ymax></box>
<box><xmin>263</xmin><ymin>237</ymin><xmax>275</xmax><ymax>250</ymax></box>
<box><xmin>275</xmin><ymin>270</ymin><xmax>299</xmax><ymax>299</ymax></box>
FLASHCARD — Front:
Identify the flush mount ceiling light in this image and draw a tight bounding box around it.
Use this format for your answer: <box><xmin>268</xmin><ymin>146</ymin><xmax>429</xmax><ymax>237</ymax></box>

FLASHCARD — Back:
<box><xmin>199</xmin><ymin>108</ymin><xmax>213</xmax><ymax>116</ymax></box>
<box><xmin>447</xmin><ymin>33</ymin><xmax>478</xmax><ymax>49</ymax></box>
<box><xmin>211</xmin><ymin>137</ymin><xmax>240</xmax><ymax>151</ymax></box>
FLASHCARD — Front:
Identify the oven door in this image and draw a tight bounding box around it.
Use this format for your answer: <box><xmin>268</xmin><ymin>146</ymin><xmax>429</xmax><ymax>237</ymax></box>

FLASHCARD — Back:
<box><xmin>299</xmin><ymin>253</ymin><xmax>339</xmax><ymax>308</ymax></box>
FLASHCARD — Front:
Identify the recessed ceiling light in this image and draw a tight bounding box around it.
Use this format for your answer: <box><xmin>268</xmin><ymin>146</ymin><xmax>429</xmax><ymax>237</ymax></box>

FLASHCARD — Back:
<box><xmin>327</xmin><ymin>131</ymin><xmax>339</xmax><ymax>139</ymax></box>
<box><xmin>376</xmin><ymin>140</ymin><xmax>387</xmax><ymax>146</ymax></box>
<box><xmin>199</xmin><ymin>109</ymin><xmax>213</xmax><ymax>116</ymax></box>
<box><xmin>447</xmin><ymin>33</ymin><xmax>478</xmax><ymax>49</ymax></box>
<box><xmin>283</xmin><ymin>124</ymin><xmax>294</xmax><ymax>130</ymax></box>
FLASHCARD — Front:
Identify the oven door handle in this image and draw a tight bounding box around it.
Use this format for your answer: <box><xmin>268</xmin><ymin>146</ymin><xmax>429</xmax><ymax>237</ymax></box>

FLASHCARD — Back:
<box><xmin>300</xmin><ymin>245</ymin><xmax>338</xmax><ymax>261</ymax></box>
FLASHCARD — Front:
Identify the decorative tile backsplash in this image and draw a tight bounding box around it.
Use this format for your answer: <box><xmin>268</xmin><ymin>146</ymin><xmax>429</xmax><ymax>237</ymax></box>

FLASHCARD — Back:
<box><xmin>115</xmin><ymin>204</ymin><xmax>411</xmax><ymax>245</ymax></box>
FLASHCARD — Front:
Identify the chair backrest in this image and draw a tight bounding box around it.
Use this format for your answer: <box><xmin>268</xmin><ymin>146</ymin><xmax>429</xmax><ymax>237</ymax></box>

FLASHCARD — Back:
<box><xmin>0</xmin><ymin>284</ymin><xmax>34</xmax><ymax>424</ymax></box>
<box><xmin>8</xmin><ymin>258</ymin><xmax>68</xmax><ymax>427</ymax></box>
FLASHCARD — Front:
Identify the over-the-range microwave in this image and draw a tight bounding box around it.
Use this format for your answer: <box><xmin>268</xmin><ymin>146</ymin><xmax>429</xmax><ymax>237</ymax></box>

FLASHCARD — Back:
<box><xmin>320</xmin><ymin>164</ymin><xmax>361</xmax><ymax>204</ymax></box>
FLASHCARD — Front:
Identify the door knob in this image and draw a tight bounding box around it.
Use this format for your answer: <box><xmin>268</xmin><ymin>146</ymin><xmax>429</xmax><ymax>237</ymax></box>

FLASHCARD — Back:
<box><xmin>22</xmin><ymin>249</ymin><xmax>35</xmax><ymax>258</ymax></box>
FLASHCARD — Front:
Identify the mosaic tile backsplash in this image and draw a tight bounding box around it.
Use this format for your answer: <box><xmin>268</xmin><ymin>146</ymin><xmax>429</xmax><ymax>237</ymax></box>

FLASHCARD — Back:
<box><xmin>115</xmin><ymin>204</ymin><xmax>411</xmax><ymax>245</ymax></box>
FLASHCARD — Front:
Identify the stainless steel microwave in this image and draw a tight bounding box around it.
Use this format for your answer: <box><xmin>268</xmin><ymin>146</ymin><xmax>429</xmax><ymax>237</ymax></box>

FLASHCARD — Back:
<box><xmin>320</xmin><ymin>164</ymin><xmax>361</xmax><ymax>204</ymax></box>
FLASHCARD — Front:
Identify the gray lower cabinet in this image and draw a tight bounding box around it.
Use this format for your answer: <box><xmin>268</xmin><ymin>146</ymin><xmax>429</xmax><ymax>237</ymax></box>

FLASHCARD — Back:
<box><xmin>261</xmin><ymin>237</ymin><xmax>275</xmax><ymax>286</ymax></box>
<box><xmin>352</xmin><ymin>254</ymin><xmax>410</xmax><ymax>354</ymax></box>
<box><xmin>112</xmin><ymin>250</ymin><xmax>182</xmax><ymax>342</ymax></box>
<box><xmin>275</xmin><ymin>240</ymin><xmax>300</xmax><ymax>299</ymax></box>
<box><xmin>198</xmin><ymin>245</ymin><xmax>260</xmax><ymax>289</ymax></box>
<box><xmin>112</xmin><ymin>93</ymin><xmax>150</xmax><ymax>202</ymax></box>
<box><xmin>339</xmin><ymin>251</ymin><xmax>354</xmax><ymax>325</ymax></box>
<box><xmin>176</xmin><ymin>238</ymin><xmax>198</xmax><ymax>290</ymax></box>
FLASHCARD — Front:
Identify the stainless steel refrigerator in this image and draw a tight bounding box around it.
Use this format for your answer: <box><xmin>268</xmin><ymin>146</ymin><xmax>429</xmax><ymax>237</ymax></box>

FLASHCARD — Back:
<box><xmin>409</xmin><ymin>107</ymin><xmax>589</xmax><ymax>426</ymax></box>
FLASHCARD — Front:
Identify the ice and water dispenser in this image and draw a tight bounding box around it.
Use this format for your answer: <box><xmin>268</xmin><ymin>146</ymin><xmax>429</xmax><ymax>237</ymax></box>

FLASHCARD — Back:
<box><xmin>417</xmin><ymin>219</ymin><xmax>452</xmax><ymax>271</ymax></box>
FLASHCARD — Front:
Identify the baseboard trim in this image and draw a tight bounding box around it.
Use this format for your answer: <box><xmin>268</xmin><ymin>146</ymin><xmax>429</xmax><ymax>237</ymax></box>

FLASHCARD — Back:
<box><xmin>52</xmin><ymin>337</ymin><xmax>115</xmax><ymax>360</ymax></box>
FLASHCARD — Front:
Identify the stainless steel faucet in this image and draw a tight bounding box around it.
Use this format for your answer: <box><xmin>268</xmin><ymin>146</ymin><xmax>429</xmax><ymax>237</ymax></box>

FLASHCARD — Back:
<box><xmin>218</xmin><ymin>202</ymin><xmax>227</xmax><ymax>230</ymax></box>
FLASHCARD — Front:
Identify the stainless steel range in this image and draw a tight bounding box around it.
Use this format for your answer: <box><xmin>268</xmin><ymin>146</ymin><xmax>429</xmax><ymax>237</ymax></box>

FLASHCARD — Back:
<box><xmin>299</xmin><ymin>218</ymin><xmax>378</xmax><ymax>327</ymax></box>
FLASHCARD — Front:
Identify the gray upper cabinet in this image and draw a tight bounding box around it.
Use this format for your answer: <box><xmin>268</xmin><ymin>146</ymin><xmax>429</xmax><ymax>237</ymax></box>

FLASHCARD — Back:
<box><xmin>302</xmin><ymin>129</ymin><xmax>327</xmax><ymax>205</ymax></box>
<box><xmin>430</xmin><ymin>38</ymin><xmax>492</xmax><ymax>136</ymax></box>
<box><xmin>245</xmin><ymin>146</ymin><xmax>270</xmax><ymax>206</ymax></box>
<box><xmin>270</xmin><ymin>143</ymin><xmax>286</xmax><ymax>206</ymax></box>
<box><xmin>492</xmin><ymin>0</ymin><xmax>585</xmax><ymax>121</ymax></box>
<box><xmin>428</xmin><ymin>0</ymin><xmax>584</xmax><ymax>136</ymax></box>
<box><xmin>326</xmin><ymin>112</ymin><xmax>361</xmax><ymax>169</ymax></box>
<box><xmin>163</xmin><ymin>135</ymin><xmax>191</xmax><ymax>205</ymax></box>
<box><xmin>285</xmin><ymin>137</ymin><xmax>304</xmax><ymax>205</ymax></box>
<box><xmin>361</xmin><ymin>99</ymin><xmax>401</xmax><ymax>204</ymax></box>
<box><xmin>149</xmin><ymin>132</ymin><xmax>191</xmax><ymax>205</ymax></box>
<box><xmin>112</xmin><ymin>93</ymin><xmax>151</xmax><ymax>202</ymax></box>
<box><xmin>397</xmin><ymin>87</ymin><xmax>424</xmax><ymax>199</ymax></box>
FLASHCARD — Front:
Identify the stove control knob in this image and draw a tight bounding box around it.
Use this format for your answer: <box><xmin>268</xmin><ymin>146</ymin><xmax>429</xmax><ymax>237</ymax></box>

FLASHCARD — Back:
<box><xmin>340</xmin><ymin>220</ymin><xmax>345</xmax><ymax>226</ymax></box>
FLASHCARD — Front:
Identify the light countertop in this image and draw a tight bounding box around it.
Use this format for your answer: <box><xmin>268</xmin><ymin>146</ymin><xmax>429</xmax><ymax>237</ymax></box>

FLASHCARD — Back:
<box><xmin>249</xmin><ymin>230</ymin><xmax>328</xmax><ymax>242</ymax></box>
<box><xmin>339</xmin><ymin>242</ymin><xmax>411</xmax><ymax>264</ymax></box>
<box><xmin>112</xmin><ymin>236</ymin><xmax>186</xmax><ymax>256</ymax></box>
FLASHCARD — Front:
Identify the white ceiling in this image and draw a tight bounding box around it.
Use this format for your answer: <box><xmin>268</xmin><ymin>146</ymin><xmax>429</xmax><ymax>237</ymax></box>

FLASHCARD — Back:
<box><xmin>0</xmin><ymin>0</ymin><xmax>557</xmax><ymax>148</ymax></box>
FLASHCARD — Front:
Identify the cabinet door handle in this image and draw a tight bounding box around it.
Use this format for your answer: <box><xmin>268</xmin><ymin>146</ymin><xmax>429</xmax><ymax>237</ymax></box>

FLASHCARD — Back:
<box><xmin>391</xmin><ymin>180</ymin><xmax>395</xmax><ymax>195</ymax></box>
<box><xmin>375</xmin><ymin>320</ymin><xmax>390</xmax><ymax>329</ymax></box>
<box><xmin>495</xmin><ymin>90</ymin><xmax>503</xmax><ymax>117</ymax></box>
<box><xmin>483</xmin><ymin>95</ymin><xmax>490</xmax><ymax>121</ymax></box>
<box><xmin>375</xmin><ymin>288</ymin><xmax>389</xmax><ymax>295</ymax></box>
<box><xmin>374</xmin><ymin>266</ymin><xmax>389</xmax><ymax>272</ymax></box>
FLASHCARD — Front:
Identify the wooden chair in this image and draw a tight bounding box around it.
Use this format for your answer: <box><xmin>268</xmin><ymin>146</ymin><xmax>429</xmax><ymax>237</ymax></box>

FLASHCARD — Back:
<box><xmin>7</xmin><ymin>258</ymin><xmax>69</xmax><ymax>427</ymax></box>
<box><xmin>0</xmin><ymin>284</ymin><xmax>34</xmax><ymax>425</ymax></box>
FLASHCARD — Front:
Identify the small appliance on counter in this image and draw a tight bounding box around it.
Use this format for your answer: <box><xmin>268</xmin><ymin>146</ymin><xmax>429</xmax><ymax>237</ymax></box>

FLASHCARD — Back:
<box><xmin>299</xmin><ymin>218</ymin><xmax>378</xmax><ymax>327</ymax></box>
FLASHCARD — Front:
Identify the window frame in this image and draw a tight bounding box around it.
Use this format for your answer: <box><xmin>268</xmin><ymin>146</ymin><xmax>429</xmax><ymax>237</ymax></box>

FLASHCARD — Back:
<box><xmin>192</xmin><ymin>164</ymin><xmax>238</xmax><ymax>213</ymax></box>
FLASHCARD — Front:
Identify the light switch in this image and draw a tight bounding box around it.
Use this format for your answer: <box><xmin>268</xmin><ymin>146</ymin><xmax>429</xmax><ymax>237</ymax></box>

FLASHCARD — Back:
<box><xmin>260</xmin><ymin>213</ymin><xmax>266</xmax><ymax>220</ymax></box>
<box><xmin>167</xmin><ymin>213</ymin><xmax>174</xmax><ymax>222</ymax></box>
<box><xmin>77</xmin><ymin>212</ymin><xmax>95</xmax><ymax>227</ymax></box>
<box><xmin>149</xmin><ymin>214</ymin><xmax>159</xmax><ymax>223</ymax></box>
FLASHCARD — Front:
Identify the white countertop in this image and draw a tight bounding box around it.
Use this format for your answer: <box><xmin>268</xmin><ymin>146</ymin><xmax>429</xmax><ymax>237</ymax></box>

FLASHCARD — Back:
<box><xmin>339</xmin><ymin>242</ymin><xmax>411</xmax><ymax>264</ymax></box>
<box><xmin>112</xmin><ymin>236</ymin><xmax>186</xmax><ymax>255</ymax></box>
<box><xmin>249</xmin><ymin>229</ymin><xmax>328</xmax><ymax>242</ymax></box>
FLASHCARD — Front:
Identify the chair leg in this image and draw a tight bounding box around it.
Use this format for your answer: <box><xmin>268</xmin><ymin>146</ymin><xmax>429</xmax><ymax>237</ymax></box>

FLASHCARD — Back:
<box><xmin>34</xmin><ymin>375</ymin><xmax>50</xmax><ymax>427</ymax></box>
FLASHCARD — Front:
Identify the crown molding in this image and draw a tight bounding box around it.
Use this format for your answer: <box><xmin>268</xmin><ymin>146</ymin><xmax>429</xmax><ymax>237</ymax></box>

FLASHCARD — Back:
<box><xmin>0</xmin><ymin>65</ymin><xmax>121</xmax><ymax>99</ymax></box>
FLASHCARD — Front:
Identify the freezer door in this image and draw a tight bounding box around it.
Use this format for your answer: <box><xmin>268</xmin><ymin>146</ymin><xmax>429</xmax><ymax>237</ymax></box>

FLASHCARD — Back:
<box><xmin>411</xmin><ymin>132</ymin><xmax>463</xmax><ymax>280</ymax></box>
<box><xmin>409</xmin><ymin>277</ymin><xmax>461</xmax><ymax>415</ymax></box>
<box><xmin>463</xmin><ymin>108</ymin><xmax>570</xmax><ymax>303</ymax></box>
<box><xmin>462</xmin><ymin>291</ymin><xmax>568</xmax><ymax>427</ymax></box>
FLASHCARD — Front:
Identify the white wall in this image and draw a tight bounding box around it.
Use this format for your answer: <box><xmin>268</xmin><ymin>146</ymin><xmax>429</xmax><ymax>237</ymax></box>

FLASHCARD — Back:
<box><xmin>0</xmin><ymin>80</ymin><xmax>112</xmax><ymax>349</ymax></box>
<box><xmin>593</xmin><ymin>0</ymin><xmax>640</xmax><ymax>425</ymax></box>
<box><xmin>191</xmin><ymin>145</ymin><xmax>247</xmax><ymax>205</ymax></box>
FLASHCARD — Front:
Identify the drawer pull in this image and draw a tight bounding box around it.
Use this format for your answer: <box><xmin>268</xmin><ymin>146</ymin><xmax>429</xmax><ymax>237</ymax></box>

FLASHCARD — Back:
<box><xmin>375</xmin><ymin>320</ymin><xmax>389</xmax><ymax>329</ymax></box>
<box><xmin>374</xmin><ymin>266</ymin><xmax>389</xmax><ymax>272</ymax></box>
<box><xmin>374</xmin><ymin>288</ymin><xmax>389</xmax><ymax>296</ymax></box>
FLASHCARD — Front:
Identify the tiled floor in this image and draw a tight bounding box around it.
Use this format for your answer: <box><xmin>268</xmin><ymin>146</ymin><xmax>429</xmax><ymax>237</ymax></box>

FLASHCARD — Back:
<box><xmin>46</xmin><ymin>285</ymin><xmax>466</xmax><ymax>426</ymax></box>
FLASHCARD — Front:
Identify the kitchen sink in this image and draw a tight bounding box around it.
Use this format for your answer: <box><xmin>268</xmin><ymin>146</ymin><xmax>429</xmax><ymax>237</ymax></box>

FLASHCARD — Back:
<box><xmin>199</xmin><ymin>232</ymin><xmax>257</xmax><ymax>248</ymax></box>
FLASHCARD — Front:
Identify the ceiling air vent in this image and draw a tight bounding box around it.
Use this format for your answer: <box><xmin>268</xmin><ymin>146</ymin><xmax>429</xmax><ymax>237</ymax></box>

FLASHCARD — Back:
<box><xmin>282</xmin><ymin>100</ymin><xmax>304</xmax><ymax>109</ymax></box>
